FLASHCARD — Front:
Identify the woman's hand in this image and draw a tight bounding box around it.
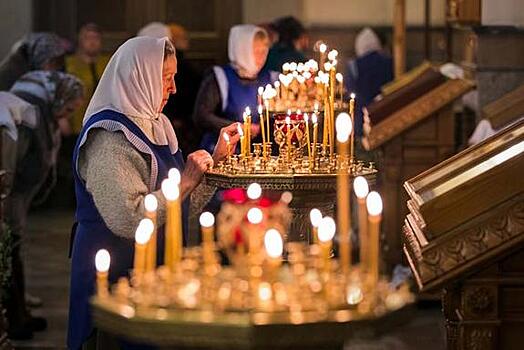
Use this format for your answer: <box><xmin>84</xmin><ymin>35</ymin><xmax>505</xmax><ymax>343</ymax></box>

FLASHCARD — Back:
<box><xmin>180</xmin><ymin>150</ymin><xmax>214</xmax><ymax>197</ymax></box>
<box><xmin>250</xmin><ymin>123</ymin><xmax>261</xmax><ymax>137</ymax></box>
<box><xmin>212</xmin><ymin>123</ymin><xmax>241</xmax><ymax>163</ymax></box>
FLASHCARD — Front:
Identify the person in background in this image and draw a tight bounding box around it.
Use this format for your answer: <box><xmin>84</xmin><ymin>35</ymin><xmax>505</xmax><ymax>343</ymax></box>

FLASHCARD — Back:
<box><xmin>65</xmin><ymin>23</ymin><xmax>110</xmax><ymax>136</ymax></box>
<box><xmin>0</xmin><ymin>71</ymin><xmax>83</xmax><ymax>340</ymax></box>
<box><xmin>193</xmin><ymin>24</ymin><xmax>274</xmax><ymax>154</ymax></box>
<box><xmin>163</xmin><ymin>23</ymin><xmax>202</xmax><ymax>157</ymax></box>
<box><xmin>0</xmin><ymin>32</ymin><xmax>66</xmax><ymax>91</ymax></box>
<box><xmin>345</xmin><ymin>27</ymin><xmax>393</xmax><ymax>138</ymax></box>
<box><xmin>263</xmin><ymin>16</ymin><xmax>308</xmax><ymax>72</ymax></box>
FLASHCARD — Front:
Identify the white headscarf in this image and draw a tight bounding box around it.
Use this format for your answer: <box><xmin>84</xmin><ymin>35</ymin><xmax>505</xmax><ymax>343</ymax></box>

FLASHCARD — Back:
<box><xmin>228</xmin><ymin>24</ymin><xmax>266</xmax><ymax>78</ymax></box>
<box><xmin>83</xmin><ymin>36</ymin><xmax>178</xmax><ymax>149</ymax></box>
<box><xmin>137</xmin><ymin>22</ymin><xmax>171</xmax><ymax>39</ymax></box>
<box><xmin>355</xmin><ymin>27</ymin><xmax>382</xmax><ymax>57</ymax></box>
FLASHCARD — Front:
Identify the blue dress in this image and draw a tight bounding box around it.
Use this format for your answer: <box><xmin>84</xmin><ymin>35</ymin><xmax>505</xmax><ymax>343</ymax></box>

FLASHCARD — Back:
<box><xmin>67</xmin><ymin>110</ymin><xmax>188</xmax><ymax>349</ymax></box>
<box><xmin>199</xmin><ymin>64</ymin><xmax>273</xmax><ymax>153</ymax></box>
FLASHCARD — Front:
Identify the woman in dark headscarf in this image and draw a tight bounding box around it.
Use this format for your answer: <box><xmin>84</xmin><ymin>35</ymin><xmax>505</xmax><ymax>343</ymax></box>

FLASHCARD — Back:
<box><xmin>0</xmin><ymin>32</ymin><xmax>66</xmax><ymax>91</ymax></box>
<box><xmin>1</xmin><ymin>70</ymin><xmax>83</xmax><ymax>340</ymax></box>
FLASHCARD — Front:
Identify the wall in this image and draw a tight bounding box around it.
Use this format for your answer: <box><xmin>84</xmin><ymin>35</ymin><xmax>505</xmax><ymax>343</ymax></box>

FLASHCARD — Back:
<box><xmin>482</xmin><ymin>0</ymin><xmax>524</xmax><ymax>26</ymax></box>
<box><xmin>0</xmin><ymin>0</ymin><xmax>32</xmax><ymax>59</ymax></box>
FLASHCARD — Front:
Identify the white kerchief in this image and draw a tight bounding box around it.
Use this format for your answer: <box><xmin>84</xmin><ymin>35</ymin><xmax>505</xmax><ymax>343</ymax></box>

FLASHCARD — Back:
<box><xmin>83</xmin><ymin>36</ymin><xmax>178</xmax><ymax>151</ymax></box>
<box><xmin>355</xmin><ymin>27</ymin><xmax>381</xmax><ymax>57</ymax></box>
<box><xmin>228</xmin><ymin>25</ymin><xmax>266</xmax><ymax>78</ymax></box>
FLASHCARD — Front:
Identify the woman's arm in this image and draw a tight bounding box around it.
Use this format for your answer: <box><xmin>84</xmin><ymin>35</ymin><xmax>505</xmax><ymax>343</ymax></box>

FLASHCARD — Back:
<box><xmin>192</xmin><ymin>73</ymin><xmax>232</xmax><ymax>132</ymax></box>
<box><xmin>78</xmin><ymin>129</ymin><xmax>167</xmax><ymax>239</ymax></box>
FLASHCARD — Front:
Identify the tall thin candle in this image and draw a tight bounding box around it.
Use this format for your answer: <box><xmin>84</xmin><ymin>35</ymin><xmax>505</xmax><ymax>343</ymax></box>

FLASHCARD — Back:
<box><xmin>144</xmin><ymin>194</ymin><xmax>158</xmax><ymax>272</ymax></box>
<box><xmin>366</xmin><ymin>192</ymin><xmax>383</xmax><ymax>289</ymax></box>
<box><xmin>353</xmin><ymin>176</ymin><xmax>369</xmax><ymax>272</ymax></box>
<box><xmin>162</xmin><ymin>177</ymin><xmax>181</xmax><ymax>270</ymax></box>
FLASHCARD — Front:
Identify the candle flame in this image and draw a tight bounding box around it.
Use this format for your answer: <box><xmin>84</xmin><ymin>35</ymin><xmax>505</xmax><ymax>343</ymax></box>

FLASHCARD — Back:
<box><xmin>353</xmin><ymin>176</ymin><xmax>369</xmax><ymax>199</ymax></box>
<box><xmin>346</xmin><ymin>285</ymin><xmax>363</xmax><ymax>305</ymax></box>
<box><xmin>258</xmin><ymin>282</ymin><xmax>272</xmax><ymax>301</ymax></box>
<box><xmin>199</xmin><ymin>211</ymin><xmax>215</xmax><ymax>228</ymax></box>
<box><xmin>264</xmin><ymin>229</ymin><xmax>283</xmax><ymax>258</ymax></box>
<box><xmin>309</xmin><ymin>208</ymin><xmax>322</xmax><ymax>227</ymax></box>
<box><xmin>144</xmin><ymin>194</ymin><xmax>158</xmax><ymax>212</ymax></box>
<box><xmin>335</xmin><ymin>112</ymin><xmax>352</xmax><ymax>143</ymax></box>
<box><xmin>350</xmin><ymin>92</ymin><xmax>356</xmax><ymax>99</ymax></box>
<box><xmin>366</xmin><ymin>191</ymin><xmax>383</xmax><ymax>216</ymax></box>
<box><xmin>285</xmin><ymin>116</ymin><xmax>291</xmax><ymax>125</ymax></box>
<box><xmin>312</xmin><ymin>113</ymin><xmax>318</xmax><ymax>124</ymax></box>
<box><xmin>95</xmin><ymin>249</ymin><xmax>110</xmax><ymax>272</ymax></box>
<box><xmin>168</xmin><ymin>168</ymin><xmax>181</xmax><ymax>184</ymax></box>
<box><xmin>289</xmin><ymin>62</ymin><xmax>297</xmax><ymax>71</ymax></box>
<box><xmin>247</xmin><ymin>207</ymin><xmax>263</xmax><ymax>224</ymax></box>
<box><xmin>223</xmin><ymin>132</ymin><xmax>230</xmax><ymax>143</ymax></box>
<box><xmin>323</xmin><ymin>62</ymin><xmax>332</xmax><ymax>71</ymax></box>
<box><xmin>282</xmin><ymin>62</ymin><xmax>290</xmax><ymax>71</ymax></box>
<box><xmin>245</xmin><ymin>106</ymin><xmax>251</xmax><ymax>116</ymax></box>
<box><xmin>135</xmin><ymin>218</ymin><xmax>153</xmax><ymax>245</ymax></box>
<box><xmin>327</xmin><ymin>49</ymin><xmax>338</xmax><ymax>61</ymax></box>
<box><xmin>274</xmin><ymin>80</ymin><xmax>280</xmax><ymax>88</ymax></box>
<box><xmin>258</xmin><ymin>86</ymin><xmax>264</xmax><ymax>95</ymax></box>
<box><xmin>318</xmin><ymin>216</ymin><xmax>336</xmax><ymax>242</ymax></box>
<box><xmin>161</xmin><ymin>178</ymin><xmax>180</xmax><ymax>201</ymax></box>
<box><xmin>247</xmin><ymin>182</ymin><xmax>262</xmax><ymax>200</ymax></box>
<box><xmin>236</xmin><ymin>123</ymin><xmax>244</xmax><ymax>136</ymax></box>
<box><xmin>335</xmin><ymin>72</ymin><xmax>343</xmax><ymax>82</ymax></box>
<box><xmin>303</xmin><ymin>113</ymin><xmax>309</xmax><ymax>122</ymax></box>
<box><xmin>280</xmin><ymin>191</ymin><xmax>293</xmax><ymax>204</ymax></box>
<box><xmin>319</xmin><ymin>43</ymin><xmax>327</xmax><ymax>53</ymax></box>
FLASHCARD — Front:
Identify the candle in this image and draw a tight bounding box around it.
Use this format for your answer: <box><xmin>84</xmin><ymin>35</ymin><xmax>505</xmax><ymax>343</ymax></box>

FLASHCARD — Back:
<box><xmin>264</xmin><ymin>228</ymin><xmax>283</xmax><ymax>281</ymax></box>
<box><xmin>246</xmin><ymin>107</ymin><xmax>252</xmax><ymax>155</ymax></box>
<box><xmin>366</xmin><ymin>191</ymin><xmax>383</xmax><ymax>288</ymax></box>
<box><xmin>319</xmin><ymin>43</ymin><xmax>327</xmax><ymax>67</ymax></box>
<box><xmin>282</xmin><ymin>62</ymin><xmax>290</xmax><ymax>73</ymax></box>
<box><xmin>237</xmin><ymin>123</ymin><xmax>245</xmax><ymax>158</ymax></box>
<box><xmin>321</xmin><ymin>73</ymin><xmax>330</xmax><ymax>154</ymax></box>
<box><xmin>336</xmin><ymin>73</ymin><xmax>343</xmax><ymax>107</ymax></box>
<box><xmin>243</xmin><ymin>111</ymin><xmax>249</xmax><ymax>156</ymax></box>
<box><xmin>264</xmin><ymin>99</ymin><xmax>271</xmax><ymax>147</ymax></box>
<box><xmin>303</xmin><ymin>113</ymin><xmax>311</xmax><ymax>160</ymax></box>
<box><xmin>309</xmin><ymin>208</ymin><xmax>322</xmax><ymax>243</ymax></box>
<box><xmin>274</xmin><ymin>81</ymin><xmax>281</xmax><ymax>100</ymax></box>
<box><xmin>258</xmin><ymin>104</ymin><xmax>266</xmax><ymax>152</ymax></box>
<box><xmin>349</xmin><ymin>93</ymin><xmax>356</xmax><ymax>161</ymax></box>
<box><xmin>134</xmin><ymin>218</ymin><xmax>154</xmax><ymax>275</ymax></box>
<box><xmin>353</xmin><ymin>176</ymin><xmax>369</xmax><ymax>273</ymax></box>
<box><xmin>162</xmin><ymin>177</ymin><xmax>182</xmax><ymax>270</ymax></box>
<box><xmin>285</xmin><ymin>116</ymin><xmax>292</xmax><ymax>162</ymax></box>
<box><xmin>257</xmin><ymin>86</ymin><xmax>264</xmax><ymax>106</ymax></box>
<box><xmin>318</xmin><ymin>216</ymin><xmax>336</xmax><ymax>277</ymax></box>
<box><xmin>328</xmin><ymin>64</ymin><xmax>336</xmax><ymax>158</ymax></box>
<box><xmin>144</xmin><ymin>194</ymin><xmax>158</xmax><ymax>272</ymax></box>
<box><xmin>311</xmin><ymin>113</ymin><xmax>319</xmax><ymax>169</ymax></box>
<box><xmin>95</xmin><ymin>249</ymin><xmax>110</xmax><ymax>297</ymax></box>
<box><xmin>199</xmin><ymin>211</ymin><xmax>215</xmax><ymax>269</ymax></box>
<box><xmin>223</xmin><ymin>132</ymin><xmax>232</xmax><ymax>160</ymax></box>
<box><xmin>336</xmin><ymin>112</ymin><xmax>353</xmax><ymax>276</ymax></box>
<box><xmin>247</xmin><ymin>207</ymin><xmax>264</xmax><ymax>255</ymax></box>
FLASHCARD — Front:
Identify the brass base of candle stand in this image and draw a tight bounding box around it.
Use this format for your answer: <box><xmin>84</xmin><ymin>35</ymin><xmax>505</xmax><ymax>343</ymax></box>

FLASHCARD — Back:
<box><xmin>205</xmin><ymin>156</ymin><xmax>376</xmax><ymax>242</ymax></box>
<box><xmin>91</xmin><ymin>274</ymin><xmax>414</xmax><ymax>350</ymax></box>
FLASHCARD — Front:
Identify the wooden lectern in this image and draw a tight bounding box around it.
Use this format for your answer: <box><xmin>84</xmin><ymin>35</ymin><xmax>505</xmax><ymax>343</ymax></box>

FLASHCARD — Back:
<box><xmin>404</xmin><ymin>120</ymin><xmax>524</xmax><ymax>349</ymax></box>
<box><xmin>364</xmin><ymin>66</ymin><xmax>474</xmax><ymax>268</ymax></box>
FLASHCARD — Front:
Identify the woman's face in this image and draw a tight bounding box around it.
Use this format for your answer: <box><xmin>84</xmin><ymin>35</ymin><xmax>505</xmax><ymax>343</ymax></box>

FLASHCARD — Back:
<box><xmin>160</xmin><ymin>55</ymin><xmax>177</xmax><ymax>112</ymax></box>
<box><xmin>253</xmin><ymin>38</ymin><xmax>269</xmax><ymax>73</ymax></box>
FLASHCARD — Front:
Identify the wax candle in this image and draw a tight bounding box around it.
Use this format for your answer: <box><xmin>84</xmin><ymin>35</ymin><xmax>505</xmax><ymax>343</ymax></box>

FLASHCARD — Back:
<box><xmin>264</xmin><ymin>228</ymin><xmax>283</xmax><ymax>281</ymax></box>
<box><xmin>245</xmin><ymin>107</ymin><xmax>252</xmax><ymax>155</ymax></box>
<box><xmin>318</xmin><ymin>216</ymin><xmax>336</xmax><ymax>277</ymax></box>
<box><xmin>311</xmin><ymin>113</ymin><xmax>319</xmax><ymax>169</ymax></box>
<box><xmin>336</xmin><ymin>73</ymin><xmax>343</xmax><ymax>107</ymax></box>
<box><xmin>349</xmin><ymin>93</ymin><xmax>356</xmax><ymax>161</ymax></box>
<box><xmin>328</xmin><ymin>64</ymin><xmax>336</xmax><ymax>158</ymax></box>
<box><xmin>223</xmin><ymin>132</ymin><xmax>231</xmax><ymax>160</ymax></box>
<box><xmin>237</xmin><ymin>123</ymin><xmax>245</xmax><ymax>158</ymax></box>
<box><xmin>353</xmin><ymin>176</ymin><xmax>369</xmax><ymax>273</ymax></box>
<box><xmin>162</xmin><ymin>177</ymin><xmax>181</xmax><ymax>270</ymax></box>
<box><xmin>247</xmin><ymin>182</ymin><xmax>262</xmax><ymax>201</ymax></box>
<box><xmin>319</xmin><ymin>43</ymin><xmax>327</xmax><ymax>67</ymax></box>
<box><xmin>264</xmin><ymin>99</ymin><xmax>271</xmax><ymax>146</ymax></box>
<box><xmin>134</xmin><ymin>218</ymin><xmax>154</xmax><ymax>275</ymax></box>
<box><xmin>366</xmin><ymin>191</ymin><xmax>383</xmax><ymax>289</ymax></box>
<box><xmin>335</xmin><ymin>112</ymin><xmax>353</xmax><ymax>276</ymax></box>
<box><xmin>309</xmin><ymin>208</ymin><xmax>322</xmax><ymax>244</ymax></box>
<box><xmin>304</xmin><ymin>113</ymin><xmax>311</xmax><ymax>160</ymax></box>
<box><xmin>199</xmin><ymin>211</ymin><xmax>215</xmax><ymax>268</ymax></box>
<box><xmin>257</xmin><ymin>86</ymin><xmax>264</xmax><ymax>106</ymax></box>
<box><xmin>258</xmin><ymin>104</ymin><xmax>266</xmax><ymax>150</ymax></box>
<box><xmin>144</xmin><ymin>194</ymin><xmax>158</xmax><ymax>272</ymax></box>
<box><xmin>95</xmin><ymin>249</ymin><xmax>110</xmax><ymax>297</ymax></box>
<box><xmin>285</xmin><ymin>116</ymin><xmax>292</xmax><ymax>162</ymax></box>
<box><xmin>247</xmin><ymin>207</ymin><xmax>264</xmax><ymax>255</ymax></box>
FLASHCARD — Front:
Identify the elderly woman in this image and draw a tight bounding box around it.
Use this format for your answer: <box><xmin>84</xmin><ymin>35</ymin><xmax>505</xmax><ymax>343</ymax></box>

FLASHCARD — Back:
<box><xmin>67</xmin><ymin>36</ymin><xmax>239</xmax><ymax>349</ymax></box>
<box><xmin>0</xmin><ymin>71</ymin><xmax>83</xmax><ymax>340</ymax></box>
<box><xmin>193</xmin><ymin>24</ymin><xmax>274</xmax><ymax>154</ymax></box>
<box><xmin>0</xmin><ymin>32</ymin><xmax>66</xmax><ymax>91</ymax></box>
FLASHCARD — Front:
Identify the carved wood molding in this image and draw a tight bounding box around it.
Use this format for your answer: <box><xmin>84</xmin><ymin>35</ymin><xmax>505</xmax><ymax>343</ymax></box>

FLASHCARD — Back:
<box><xmin>404</xmin><ymin>197</ymin><xmax>524</xmax><ymax>291</ymax></box>
<box><xmin>366</xmin><ymin>79</ymin><xmax>475</xmax><ymax>150</ymax></box>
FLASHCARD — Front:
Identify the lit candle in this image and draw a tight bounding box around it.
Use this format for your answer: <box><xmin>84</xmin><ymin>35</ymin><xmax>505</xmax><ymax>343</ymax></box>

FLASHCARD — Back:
<box><xmin>162</xmin><ymin>176</ymin><xmax>182</xmax><ymax>270</ymax></box>
<box><xmin>274</xmin><ymin>81</ymin><xmax>281</xmax><ymax>100</ymax></box>
<box><xmin>282</xmin><ymin>62</ymin><xmax>290</xmax><ymax>73</ymax></box>
<box><xmin>258</xmin><ymin>104</ymin><xmax>266</xmax><ymax>152</ymax></box>
<box><xmin>134</xmin><ymin>218</ymin><xmax>154</xmax><ymax>275</ymax></box>
<box><xmin>304</xmin><ymin>113</ymin><xmax>311</xmax><ymax>160</ymax></box>
<box><xmin>318</xmin><ymin>216</ymin><xmax>336</xmax><ymax>277</ymax></box>
<box><xmin>321</xmin><ymin>72</ymin><xmax>330</xmax><ymax>154</ymax></box>
<box><xmin>319</xmin><ymin>43</ymin><xmax>327</xmax><ymax>67</ymax></box>
<box><xmin>349</xmin><ymin>93</ymin><xmax>356</xmax><ymax>161</ymax></box>
<box><xmin>223</xmin><ymin>132</ymin><xmax>231</xmax><ymax>160</ymax></box>
<box><xmin>264</xmin><ymin>228</ymin><xmax>283</xmax><ymax>281</ymax></box>
<box><xmin>309</xmin><ymin>208</ymin><xmax>322</xmax><ymax>243</ymax></box>
<box><xmin>200</xmin><ymin>211</ymin><xmax>215</xmax><ymax>268</ymax></box>
<box><xmin>336</xmin><ymin>112</ymin><xmax>353</xmax><ymax>276</ymax></box>
<box><xmin>328</xmin><ymin>64</ymin><xmax>336</xmax><ymax>158</ymax></box>
<box><xmin>245</xmin><ymin>107</ymin><xmax>252</xmax><ymax>156</ymax></box>
<box><xmin>353</xmin><ymin>176</ymin><xmax>369</xmax><ymax>273</ymax></box>
<box><xmin>264</xmin><ymin>99</ymin><xmax>271</xmax><ymax>147</ymax></box>
<box><xmin>366</xmin><ymin>191</ymin><xmax>383</xmax><ymax>289</ymax></box>
<box><xmin>95</xmin><ymin>249</ymin><xmax>110</xmax><ymax>297</ymax></box>
<box><xmin>144</xmin><ymin>194</ymin><xmax>158</xmax><ymax>272</ymax></box>
<box><xmin>311</xmin><ymin>113</ymin><xmax>319</xmax><ymax>169</ymax></box>
<box><xmin>237</xmin><ymin>123</ymin><xmax>245</xmax><ymax>158</ymax></box>
<box><xmin>257</xmin><ymin>86</ymin><xmax>264</xmax><ymax>106</ymax></box>
<box><xmin>247</xmin><ymin>207</ymin><xmax>264</xmax><ymax>255</ymax></box>
<box><xmin>285</xmin><ymin>116</ymin><xmax>292</xmax><ymax>162</ymax></box>
<box><xmin>336</xmin><ymin>73</ymin><xmax>344</xmax><ymax>107</ymax></box>
<box><xmin>247</xmin><ymin>182</ymin><xmax>262</xmax><ymax>201</ymax></box>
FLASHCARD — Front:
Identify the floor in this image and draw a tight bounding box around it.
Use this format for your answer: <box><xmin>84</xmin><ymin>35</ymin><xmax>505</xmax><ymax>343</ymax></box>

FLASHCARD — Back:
<box><xmin>11</xmin><ymin>209</ymin><xmax>447</xmax><ymax>350</ymax></box>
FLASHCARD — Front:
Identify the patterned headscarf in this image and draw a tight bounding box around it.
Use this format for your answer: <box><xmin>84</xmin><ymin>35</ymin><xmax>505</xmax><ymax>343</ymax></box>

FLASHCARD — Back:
<box><xmin>10</xmin><ymin>70</ymin><xmax>84</xmax><ymax>116</ymax></box>
<box><xmin>22</xmin><ymin>32</ymin><xmax>66</xmax><ymax>69</ymax></box>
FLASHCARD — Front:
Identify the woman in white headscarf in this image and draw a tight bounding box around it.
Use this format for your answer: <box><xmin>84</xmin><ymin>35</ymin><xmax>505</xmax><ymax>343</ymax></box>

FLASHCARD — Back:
<box><xmin>193</xmin><ymin>24</ymin><xmax>275</xmax><ymax>153</ymax></box>
<box><xmin>67</xmin><ymin>36</ymin><xmax>239</xmax><ymax>350</ymax></box>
